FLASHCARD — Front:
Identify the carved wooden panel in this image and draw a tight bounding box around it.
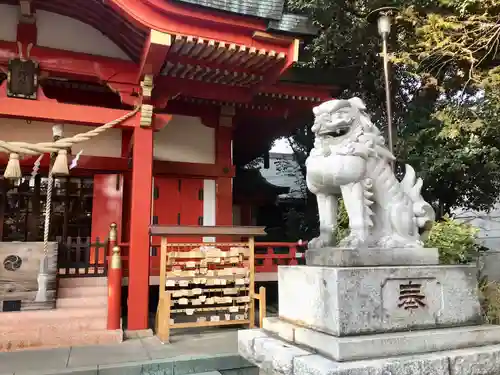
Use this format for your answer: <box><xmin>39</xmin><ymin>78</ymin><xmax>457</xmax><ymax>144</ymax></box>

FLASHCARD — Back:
<box><xmin>0</xmin><ymin>242</ymin><xmax>58</xmax><ymax>312</ymax></box>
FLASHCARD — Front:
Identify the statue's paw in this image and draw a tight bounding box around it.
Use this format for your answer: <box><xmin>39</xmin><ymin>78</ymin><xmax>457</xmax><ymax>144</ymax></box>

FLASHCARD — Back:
<box><xmin>308</xmin><ymin>236</ymin><xmax>334</xmax><ymax>249</ymax></box>
<box><xmin>376</xmin><ymin>235</ymin><xmax>423</xmax><ymax>248</ymax></box>
<box><xmin>338</xmin><ymin>233</ymin><xmax>368</xmax><ymax>248</ymax></box>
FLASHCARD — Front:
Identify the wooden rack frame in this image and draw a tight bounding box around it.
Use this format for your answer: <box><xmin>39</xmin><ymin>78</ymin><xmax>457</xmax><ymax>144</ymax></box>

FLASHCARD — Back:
<box><xmin>150</xmin><ymin>225</ymin><xmax>266</xmax><ymax>343</ymax></box>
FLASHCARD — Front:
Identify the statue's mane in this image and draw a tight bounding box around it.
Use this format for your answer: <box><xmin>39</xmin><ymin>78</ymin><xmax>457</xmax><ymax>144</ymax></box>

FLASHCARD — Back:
<box><xmin>351</xmin><ymin>107</ymin><xmax>395</xmax><ymax>162</ymax></box>
<box><xmin>312</xmin><ymin>97</ymin><xmax>395</xmax><ymax>161</ymax></box>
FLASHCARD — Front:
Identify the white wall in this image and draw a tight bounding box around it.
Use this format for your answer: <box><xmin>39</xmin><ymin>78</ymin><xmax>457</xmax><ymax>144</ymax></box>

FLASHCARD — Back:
<box><xmin>203</xmin><ymin>179</ymin><xmax>216</xmax><ymax>242</ymax></box>
<box><xmin>0</xmin><ymin>5</ymin><xmax>18</xmax><ymax>42</ymax></box>
<box><xmin>455</xmin><ymin>207</ymin><xmax>500</xmax><ymax>250</ymax></box>
<box><xmin>36</xmin><ymin>11</ymin><xmax>130</xmax><ymax>60</ymax></box>
<box><xmin>455</xmin><ymin>206</ymin><xmax>500</xmax><ymax>283</ymax></box>
<box><xmin>154</xmin><ymin>115</ymin><xmax>215</xmax><ymax>164</ymax></box>
<box><xmin>0</xmin><ymin>118</ymin><xmax>122</xmax><ymax>158</ymax></box>
<box><xmin>0</xmin><ymin>4</ymin><xmax>130</xmax><ymax>60</ymax></box>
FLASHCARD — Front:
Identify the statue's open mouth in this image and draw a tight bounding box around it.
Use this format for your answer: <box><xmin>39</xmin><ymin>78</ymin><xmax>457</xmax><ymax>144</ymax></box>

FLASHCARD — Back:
<box><xmin>322</xmin><ymin>127</ymin><xmax>350</xmax><ymax>138</ymax></box>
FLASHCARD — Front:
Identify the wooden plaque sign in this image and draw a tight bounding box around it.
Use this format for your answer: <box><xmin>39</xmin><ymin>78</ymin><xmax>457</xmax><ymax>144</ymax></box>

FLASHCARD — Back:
<box><xmin>152</xmin><ymin>225</ymin><xmax>267</xmax><ymax>342</ymax></box>
<box><xmin>7</xmin><ymin>58</ymin><xmax>39</xmax><ymax>99</ymax></box>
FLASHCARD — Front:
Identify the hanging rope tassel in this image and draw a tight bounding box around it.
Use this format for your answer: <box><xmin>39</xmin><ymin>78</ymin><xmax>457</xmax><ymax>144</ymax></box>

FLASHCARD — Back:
<box><xmin>4</xmin><ymin>153</ymin><xmax>21</xmax><ymax>179</ymax></box>
<box><xmin>16</xmin><ymin>105</ymin><xmax>140</xmax><ymax>304</ymax></box>
<box><xmin>51</xmin><ymin>149</ymin><xmax>69</xmax><ymax>176</ymax></box>
<box><xmin>0</xmin><ymin>105</ymin><xmax>140</xmax><ymax>180</ymax></box>
<box><xmin>35</xmin><ymin>172</ymin><xmax>53</xmax><ymax>303</ymax></box>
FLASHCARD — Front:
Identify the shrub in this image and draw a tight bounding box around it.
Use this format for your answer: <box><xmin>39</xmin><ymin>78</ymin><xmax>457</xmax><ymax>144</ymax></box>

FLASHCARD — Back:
<box><xmin>424</xmin><ymin>215</ymin><xmax>480</xmax><ymax>264</ymax></box>
<box><xmin>424</xmin><ymin>215</ymin><xmax>500</xmax><ymax>324</ymax></box>
<box><xmin>480</xmin><ymin>280</ymin><xmax>500</xmax><ymax>325</ymax></box>
<box><xmin>335</xmin><ymin>199</ymin><xmax>349</xmax><ymax>244</ymax></box>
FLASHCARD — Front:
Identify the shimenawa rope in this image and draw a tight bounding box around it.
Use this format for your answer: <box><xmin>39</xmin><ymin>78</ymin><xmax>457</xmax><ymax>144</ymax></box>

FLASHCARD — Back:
<box><xmin>3</xmin><ymin>106</ymin><xmax>140</xmax><ymax>179</ymax></box>
<box><xmin>26</xmin><ymin>105</ymin><xmax>140</xmax><ymax>302</ymax></box>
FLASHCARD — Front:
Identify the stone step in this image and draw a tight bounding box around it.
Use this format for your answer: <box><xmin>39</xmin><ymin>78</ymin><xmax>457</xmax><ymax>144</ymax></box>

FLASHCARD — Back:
<box><xmin>0</xmin><ymin>315</ymin><xmax>107</xmax><ymax>334</ymax></box>
<box><xmin>263</xmin><ymin>318</ymin><xmax>500</xmax><ymax>362</ymax></box>
<box><xmin>0</xmin><ymin>307</ymin><xmax>108</xmax><ymax>325</ymax></box>
<box><xmin>0</xmin><ymin>328</ymin><xmax>122</xmax><ymax>352</ymax></box>
<box><xmin>238</xmin><ymin>328</ymin><xmax>500</xmax><ymax>375</ymax></box>
<box><xmin>58</xmin><ymin>277</ymin><xmax>107</xmax><ymax>288</ymax></box>
<box><xmin>57</xmin><ymin>285</ymin><xmax>107</xmax><ymax>298</ymax></box>
<box><xmin>56</xmin><ymin>295</ymin><xmax>107</xmax><ymax>309</ymax></box>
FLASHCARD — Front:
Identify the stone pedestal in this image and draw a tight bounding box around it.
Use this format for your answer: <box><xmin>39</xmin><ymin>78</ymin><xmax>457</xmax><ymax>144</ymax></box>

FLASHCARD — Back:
<box><xmin>238</xmin><ymin>247</ymin><xmax>500</xmax><ymax>375</ymax></box>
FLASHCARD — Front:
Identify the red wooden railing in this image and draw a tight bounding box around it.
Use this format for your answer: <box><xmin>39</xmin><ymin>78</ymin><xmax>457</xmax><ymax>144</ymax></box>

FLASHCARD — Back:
<box><xmin>254</xmin><ymin>242</ymin><xmax>307</xmax><ymax>273</ymax></box>
<box><xmin>105</xmin><ymin>231</ymin><xmax>306</xmax><ymax>331</ymax></box>
<box><xmin>113</xmin><ymin>241</ymin><xmax>307</xmax><ymax>276</ymax></box>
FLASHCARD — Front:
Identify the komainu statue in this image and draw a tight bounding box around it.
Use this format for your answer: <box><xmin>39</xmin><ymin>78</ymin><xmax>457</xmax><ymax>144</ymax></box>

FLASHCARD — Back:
<box><xmin>306</xmin><ymin>97</ymin><xmax>435</xmax><ymax>249</ymax></box>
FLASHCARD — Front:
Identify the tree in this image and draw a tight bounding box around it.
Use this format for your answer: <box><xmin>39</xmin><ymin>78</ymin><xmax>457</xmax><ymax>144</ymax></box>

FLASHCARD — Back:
<box><xmin>280</xmin><ymin>0</ymin><xmax>500</xmax><ymax>226</ymax></box>
<box><xmin>394</xmin><ymin>0</ymin><xmax>500</xmax><ymax>215</ymax></box>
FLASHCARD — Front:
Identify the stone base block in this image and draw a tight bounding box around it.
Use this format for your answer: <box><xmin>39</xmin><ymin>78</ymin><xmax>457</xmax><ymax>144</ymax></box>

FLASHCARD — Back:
<box><xmin>238</xmin><ymin>328</ymin><xmax>500</xmax><ymax>375</ymax></box>
<box><xmin>306</xmin><ymin>247</ymin><xmax>439</xmax><ymax>267</ymax></box>
<box><xmin>263</xmin><ymin>317</ymin><xmax>500</xmax><ymax>361</ymax></box>
<box><xmin>278</xmin><ymin>265</ymin><xmax>482</xmax><ymax>336</ymax></box>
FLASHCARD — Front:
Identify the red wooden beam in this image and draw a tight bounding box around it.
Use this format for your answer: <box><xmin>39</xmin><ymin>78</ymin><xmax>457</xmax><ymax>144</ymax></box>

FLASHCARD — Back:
<box><xmin>251</xmin><ymin>38</ymin><xmax>299</xmax><ymax>94</ymax></box>
<box><xmin>137</xmin><ymin>30</ymin><xmax>171</xmax><ymax>82</ymax></box>
<box><xmin>0</xmin><ymin>81</ymin><xmax>174</xmax><ymax>129</ymax></box>
<box><xmin>0</xmin><ymin>154</ymin><xmax>129</xmax><ymax>172</ymax></box>
<box><xmin>154</xmin><ymin>76</ymin><xmax>252</xmax><ymax>103</ymax></box>
<box><xmin>0</xmin><ymin>40</ymin><xmax>137</xmax><ymax>83</ymax></box>
<box><xmin>0</xmin><ymin>152</ymin><xmax>234</xmax><ymax>178</ymax></box>
<box><xmin>153</xmin><ymin>160</ymin><xmax>235</xmax><ymax>178</ymax></box>
<box><xmin>165</xmin><ymin>99</ymin><xmax>289</xmax><ymax>119</ymax></box>
<box><xmin>263</xmin><ymin>82</ymin><xmax>335</xmax><ymax>100</ymax></box>
<box><xmin>0</xmin><ymin>95</ymin><xmax>140</xmax><ymax>127</ymax></box>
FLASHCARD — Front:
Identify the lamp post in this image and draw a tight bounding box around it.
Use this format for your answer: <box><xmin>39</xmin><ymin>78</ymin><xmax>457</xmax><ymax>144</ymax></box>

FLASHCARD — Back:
<box><xmin>368</xmin><ymin>7</ymin><xmax>398</xmax><ymax>158</ymax></box>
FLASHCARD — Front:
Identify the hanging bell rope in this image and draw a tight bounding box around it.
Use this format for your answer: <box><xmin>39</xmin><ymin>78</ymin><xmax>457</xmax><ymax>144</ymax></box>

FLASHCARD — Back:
<box><xmin>1</xmin><ymin>105</ymin><xmax>141</xmax><ymax>179</ymax></box>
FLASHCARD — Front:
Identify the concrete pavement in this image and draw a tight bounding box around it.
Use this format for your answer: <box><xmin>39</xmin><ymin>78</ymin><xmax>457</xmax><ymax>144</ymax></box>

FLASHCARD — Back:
<box><xmin>0</xmin><ymin>329</ymin><xmax>256</xmax><ymax>375</ymax></box>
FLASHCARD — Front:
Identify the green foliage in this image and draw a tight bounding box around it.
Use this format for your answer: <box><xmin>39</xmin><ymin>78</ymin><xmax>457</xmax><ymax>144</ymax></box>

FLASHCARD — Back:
<box><xmin>480</xmin><ymin>280</ymin><xmax>500</xmax><ymax>324</ymax></box>
<box><xmin>283</xmin><ymin>0</ymin><xmax>500</xmax><ymax>217</ymax></box>
<box><xmin>335</xmin><ymin>199</ymin><xmax>349</xmax><ymax>244</ymax></box>
<box><xmin>424</xmin><ymin>215</ymin><xmax>479</xmax><ymax>264</ymax></box>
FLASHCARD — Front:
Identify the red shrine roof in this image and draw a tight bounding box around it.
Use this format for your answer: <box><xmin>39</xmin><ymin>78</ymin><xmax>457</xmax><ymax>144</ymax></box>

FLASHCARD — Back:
<box><xmin>0</xmin><ymin>0</ymin><xmax>334</xmax><ymax>105</ymax></box>
<box><xmin>0</xmin><ymin>0</ymin><xmax>345</xmax><ymax>165</ymax></box>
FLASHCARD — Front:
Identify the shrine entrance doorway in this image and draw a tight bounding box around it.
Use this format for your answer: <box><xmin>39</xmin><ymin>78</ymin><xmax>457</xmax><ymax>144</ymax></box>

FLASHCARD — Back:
<box><xmin>150</xmin><ymin>177</ymin><xmax>204</xmax><ymax>267</ymax></box>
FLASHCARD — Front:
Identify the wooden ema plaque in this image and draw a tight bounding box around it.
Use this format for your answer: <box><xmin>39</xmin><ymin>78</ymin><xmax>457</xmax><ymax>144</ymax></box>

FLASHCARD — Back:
<box><xmin>151</xmin><ymin>225</ymin><xmax>266</xmax><ymax>343</ymax></box>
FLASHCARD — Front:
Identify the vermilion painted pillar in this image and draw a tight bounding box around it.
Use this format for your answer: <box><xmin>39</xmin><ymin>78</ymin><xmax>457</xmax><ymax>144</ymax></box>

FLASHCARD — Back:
<box><xmin>127</xmin><ymin>125</ymin><xmax>153</xmax><ymax>331</ymax></box>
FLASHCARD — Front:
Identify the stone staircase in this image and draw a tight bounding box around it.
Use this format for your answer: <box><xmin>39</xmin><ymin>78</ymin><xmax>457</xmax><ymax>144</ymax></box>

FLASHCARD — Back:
<box><xmin>0</xmin><ymin>277</ymin><xmax>122</xmax><ymax>351</ymax></box>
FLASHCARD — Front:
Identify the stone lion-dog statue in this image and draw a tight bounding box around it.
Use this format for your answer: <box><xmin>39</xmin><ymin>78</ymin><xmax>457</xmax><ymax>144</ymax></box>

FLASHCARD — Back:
<box><xmin>306</xmin><ymin>97</ymin><xmax>435</xmax><ymax>249</ymax></box>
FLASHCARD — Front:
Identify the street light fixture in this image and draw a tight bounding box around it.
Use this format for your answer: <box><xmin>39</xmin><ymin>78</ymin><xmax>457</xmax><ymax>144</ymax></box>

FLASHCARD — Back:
<box><xmin>377</xmin><ymin>13</ymin><xmax>392</xmax><ymax>35</ymax></box>
<box><xmin>367</xmin><ymin>6</ymin><xmax>399</xmax><ymax>159</ymax></box>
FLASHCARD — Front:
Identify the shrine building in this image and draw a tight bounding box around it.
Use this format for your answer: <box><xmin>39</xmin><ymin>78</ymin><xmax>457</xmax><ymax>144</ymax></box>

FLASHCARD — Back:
<box><xmin>0</xmin><ymin>0</ymin><xmax>338</xmax><ymax>340</ymax></box>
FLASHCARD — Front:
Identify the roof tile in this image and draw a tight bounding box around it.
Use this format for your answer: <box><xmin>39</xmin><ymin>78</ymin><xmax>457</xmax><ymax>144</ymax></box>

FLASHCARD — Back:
<box><xmin>176</xmin><ymin>0</ymin><xmax>285</xmax><ymax>20</ymax></box>
<box><xmin>267</xmin><ymin>13</ymin><xmax>318</xmax><ymax>35</ymax></box>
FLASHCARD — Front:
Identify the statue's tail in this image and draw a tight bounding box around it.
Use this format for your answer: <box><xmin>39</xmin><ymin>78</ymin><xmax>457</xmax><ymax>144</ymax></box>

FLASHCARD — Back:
<box><xmin>400</xmin><ymin>164</ymin><xmax>435</xmax><ymax>228</ymax></box>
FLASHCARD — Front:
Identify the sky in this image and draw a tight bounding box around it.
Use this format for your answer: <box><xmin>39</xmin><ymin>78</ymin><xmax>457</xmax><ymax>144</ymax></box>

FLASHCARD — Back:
<box><xmin>270</xmin><ymin>137</ymin><xmax>293</xmax><ymax>154</ymax></box>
